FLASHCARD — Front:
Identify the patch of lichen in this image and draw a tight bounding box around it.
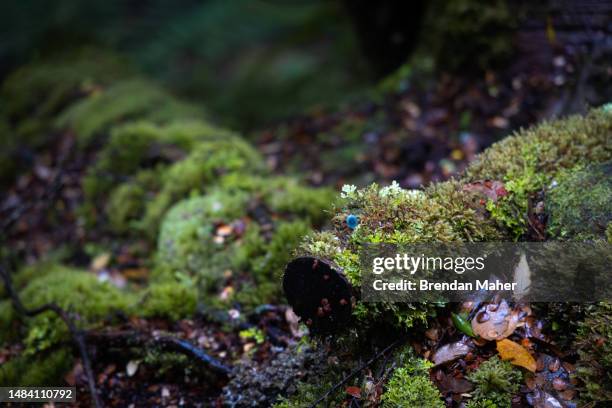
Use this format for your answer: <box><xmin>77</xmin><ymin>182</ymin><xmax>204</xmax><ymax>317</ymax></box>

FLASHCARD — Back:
<box><xmin>466</xmin><ymin>356</ymin><xmax>521</xmax><ymax>408</ymax></box>
<box><xmin>574</xmin><ymin>302</ymin><xmax>612</xmax><ymax>403</ymax></box>
<box><xmin>546</xmin><ymin>162</ymin><xmax>611</xmax><ymax>241</ymax></box>
<box><xmin>381</xmin><ymin>358</ymin><xmax>444</xmax><ymax>408</ymax></box>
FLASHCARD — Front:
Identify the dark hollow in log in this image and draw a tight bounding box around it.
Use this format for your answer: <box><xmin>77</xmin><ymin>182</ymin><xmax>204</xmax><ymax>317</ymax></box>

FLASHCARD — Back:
<box><xmin>283</xmin><ymin>257</ymin><xmax>353</xmax><ymax>334</ymax></box>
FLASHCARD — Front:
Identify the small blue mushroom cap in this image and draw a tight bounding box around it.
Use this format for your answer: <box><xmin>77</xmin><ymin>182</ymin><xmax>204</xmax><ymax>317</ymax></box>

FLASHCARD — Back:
<box><xmin>346</xmin><ymin>214</ymin><xmax>359</xmax><ymax>229</ymax></box>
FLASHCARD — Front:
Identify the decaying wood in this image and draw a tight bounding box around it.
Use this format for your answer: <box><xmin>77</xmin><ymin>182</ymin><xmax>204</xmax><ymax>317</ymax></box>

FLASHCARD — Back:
<box><xmin>283</xmin><ymin>257</ymin><xmax>353</xmax><ymax>334</ymax></box>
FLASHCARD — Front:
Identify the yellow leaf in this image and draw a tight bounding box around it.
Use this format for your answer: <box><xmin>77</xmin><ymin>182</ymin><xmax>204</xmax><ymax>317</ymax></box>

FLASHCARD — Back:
<box><xmin>496</xmin><ymin>339</ymin><xmax>536</xmax><ymax>372</ymax></box>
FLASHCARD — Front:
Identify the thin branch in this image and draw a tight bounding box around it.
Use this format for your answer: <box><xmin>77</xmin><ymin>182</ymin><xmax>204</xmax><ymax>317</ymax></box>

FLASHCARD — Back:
<box><xmin>308</xmin><ymin>339</ymin><xmax>403</xmax><ymax>408</ymax></box>
<box><xmin>0</xmin><ymin>266</ymin><xmax>102</xmax><ymax>408</ymax></box>
<box><xmin>85</xmin><ymin>330</ymin><xmax>232</xmax><ymax>376</ymax></box>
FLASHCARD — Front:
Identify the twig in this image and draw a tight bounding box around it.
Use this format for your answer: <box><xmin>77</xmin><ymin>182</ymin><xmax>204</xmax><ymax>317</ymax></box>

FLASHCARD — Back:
<box><xmin>85</xmin><ymin>330</ymin><xmax>232</xmax><ymax>376</ymax></box>
<box><xmin>308</xmin><ymin>339</ymin><xmax>403</xmax><ymax>408</ymax></box>
<box><xmin>0</xmin><ymin>265</ymin><xmax>102</xmax><ymax>408</ymax></box>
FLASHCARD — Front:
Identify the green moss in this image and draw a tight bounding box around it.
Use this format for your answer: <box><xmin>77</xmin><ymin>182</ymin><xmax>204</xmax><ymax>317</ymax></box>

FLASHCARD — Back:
<box><xmin>575</xmin><ymin>302</ymin><xmax>612</xmax><ymax>403</ymax></box>
<box><xmin>0</xmin><ymin>48</ymin><xmax>131</xmax><ymax>148</ymax></box>
<box><xmin>298</xmin><ymin>181</ymin><xmax>497</xmax><ymax>329</ymax></box>
<box><xmin>294</xmin><ymin>110</ymin><xmax>610</xmax><ymax>330</ymax></box>
<box><xmin>382</xmin><ymin>359</ymin><xmax>444</xmax><ymax>408</ymax></box>
<box><xmin>105</xmin><ymin>175</ymin><xmax>152</xmax><ymax>233</ymax></box>
<box><xmin>420</xmin><ymin>0</ymin><xmax>518</xmax><ymax>72</ymax></box>
<box><xmin>1</xmin><ymin>264</ymin><xmax>136</xmax><ymax>385</ymax></box>
<box><xmin>484</xmin><ymin>146</ymin><xmax>547</xmax><ymax>239</ymax></box>
<box><xmin>466</xmin><ymin>109</ymin><xmax>611</xmax><ymax>238</ymax></box>
<box><xmin>142</xmin><ymin>350</ymin><xmax>189</xmax><ymax>377</ymax></box>
<box><xmin>466</xmin><ymin>356</ymin><xmax>521</xmax><ymax>408</ymax></box>
<box><xmin>465</xmin><ymin>110</ymin><xmax>611</xmax><ymax>182</ymax></box>
<box><xmin>55</xmin><ymin>78</ymin><xmax>203</xmax><ymax>144</ymax></box>
<box><xmin>156</xmin><ymin>177</ymin><xmax>332</xmax><ymax>308</ymax></box>
<box><xmin>13</xmin><ymin>266</ymin><xmax>133</xmax><ymax>353</ymax></box>
<box><xmin>0</xmin><ymin>299</ymin><xmax>16</xmax><ymax>345</ymax></box>
<box><xmin>155</xmin><ymin>191</ymin><xmax>253</xmax><ymax>285</ymax></box>
<box><xmin>138</xmin><ymin>282</ymin><xmax>198</xmax><ymax>321</ymax></box>
<box><xmin>142</xmin><ymin>139</ymin><xmax>266</xmax><ymax>235</ymax></box>
<box><xmin>0</xmin><ymin>348</ymin><xmax>73</xmax><ymax>387</ymax></box>
<box><xmin>546</xmin><ymin>162</ymin><xmax>611</xmax><ymax>241</ymax></box>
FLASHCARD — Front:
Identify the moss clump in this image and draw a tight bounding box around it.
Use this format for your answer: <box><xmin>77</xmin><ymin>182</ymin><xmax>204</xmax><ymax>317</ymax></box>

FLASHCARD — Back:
<box><xmin>155</xmin><ymin>191</ymin><xmax>254</xmax><ymax>285</ymax></box>
<box><xmin>465</xmin><ymin>110</ymin><xmax>611</xmax><ymax>182</ymax></box>
<box><xmin>141</xmin><ymin>139</ymin><xmax>267</xmax><ymax>235</ymax></box>
<box><xmin>574</xmin><ymin>302</ymin><xmax>612</xmax><ymax>403</ymax></box>
<box><xmin>20</xmin><ymin>267</ymin><xmax>132</xmax><ymax>352</ymax></box>
<box><xmin>0</xmin><ymin>348</ymin><xmax>73</xmax><ymax>387</ymax></box>
<box><xmin>0</xmin><ymin>48</ymin><xmax>131</xmax><ymax>149</ymax></box>
<box><xmin>466</xmin><ymin>356</ymin><xmax>521</xmax><ymax>407</ymax></box>
<box><xmin>298</xmin><ymin>181</ymin><xmax>499</xmax><ymax>330</ymax></box>
<box><xmin>0</xmin><ymin>48</ymin><xmax>131</xmax><ymax>186</ymax></box>
<box><xmin>83</xmin><ymin>119</ymin><xmax>244</xmax><ymax>231</ymax></box>
<box><xmin>0</xmin><ymin>263</ymin><xmax>138</xmax><ymax>386</ymax></box>
<box><xmin>467</xmin><ymin>109</ymin><xmax>611</xmax><ymax>239</ymax></box>
<box><xmin>156</xmin><ymin>175</ymin><xmax>335</xmax><ymax>308</ymax></box>
<box><xmin>138</xmin><ymin>282</ymin><xmax>198</xmax><ymax>321</ymax></box>
<box><xmin>105</xmin><ymin>170</ymin><xmax>160</xmax><ymax>233</ymax></box>
<box><xmin>546</xmin><ymin>162</ymin><xmax>612</xmax><ymax>241</ymax></box>
<box><xmin>55</xmin><ymin>78</ymin><xmax>203</xmax><ymax>145</ymax></box>
<box><xmin>381</xmin><ymin>358</ymin><xmax>444</xmax><ymax>408</ymax></box>
<box><xmin>0</xmin><ymin>264</ymin><xmax>133</xmax><ymax>357</ymax></box>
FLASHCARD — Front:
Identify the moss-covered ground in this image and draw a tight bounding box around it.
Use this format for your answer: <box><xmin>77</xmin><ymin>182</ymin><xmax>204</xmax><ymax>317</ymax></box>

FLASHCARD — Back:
<box><xmin>0</xmin><ymin>11</ymin><xmax>610</xmax><ymax>405</ymax></box>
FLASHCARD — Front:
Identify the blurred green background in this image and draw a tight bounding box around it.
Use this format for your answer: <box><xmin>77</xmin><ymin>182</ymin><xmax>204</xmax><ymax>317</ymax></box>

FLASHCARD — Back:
<box><xmin>1</xmin><ymin>0</ymin><xmax>378</xmax><ymax>130</ymax></box>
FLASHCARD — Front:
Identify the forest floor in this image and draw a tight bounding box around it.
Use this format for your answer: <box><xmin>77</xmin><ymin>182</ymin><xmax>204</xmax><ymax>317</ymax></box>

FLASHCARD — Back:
<box><xmin>0</xmin><ymin>32</ymin><xmax>609</xmax><ymax>407</ymax></box>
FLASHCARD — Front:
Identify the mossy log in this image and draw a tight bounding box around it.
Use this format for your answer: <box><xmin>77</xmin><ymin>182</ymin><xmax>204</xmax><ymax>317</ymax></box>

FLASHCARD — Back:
<box><xmin>283</xmin><ymin>108</ymin><xmax>612</xmax><ymax>332</ymax></box>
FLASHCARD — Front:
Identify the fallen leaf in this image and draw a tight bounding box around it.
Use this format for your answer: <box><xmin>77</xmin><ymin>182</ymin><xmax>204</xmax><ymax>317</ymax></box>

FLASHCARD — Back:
<box><xmin>497</xmin><ymin>339</ymin><xmax>536</xmax><ymax>372</ymax></box>
<box><xmin>438</xmin><ymin>374</ymin><xmax>473</xmax><ymax>394</ymax></box>
<box><xmin>559</xmin><ymin>389</ymin><xmax>576</xmax><ymax>401</ymax></box>
<box><xmin>345</xmin><ymin>386</ymin><xmax>361</xmax><ymax>399</ymax></box>
<box><xmin>432</xmin><ymin>340</ymin><xmax>471</xmax><ymax>366</ymax></box>
<box><xmin>216</xmin><ymin>224</ymin><xmax>233</xmax><ymax>237</ymax></box>
<box><xmin>126</xmin><ymin>360</ymin><xmax>140</xmax><ymax>377</ymax></box>
<box><xmin>91</xmin><ymin>252</ymin><xmax>111</xmax><ymax>272</ymax></box>
<box><xmin>552</xmin><ymin>377</ymin><xmax>567</xmax><ymax>391</ymax></box>
<box><xmin>529</xmin><ymin>389</ymin><xmax>563</xmax><ymax>408</ymax></box>
<box><xmin>471</xmin><ymin>300</ymin><xmax>521</xmax><ymax>340</ymax></box>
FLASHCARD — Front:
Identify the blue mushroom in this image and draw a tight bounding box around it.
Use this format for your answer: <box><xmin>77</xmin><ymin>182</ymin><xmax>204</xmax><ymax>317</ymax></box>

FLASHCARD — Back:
<box><xmin>346</xmin><ymin>214</ymin><xmax>359</xmax><ymax>229</ymax></box>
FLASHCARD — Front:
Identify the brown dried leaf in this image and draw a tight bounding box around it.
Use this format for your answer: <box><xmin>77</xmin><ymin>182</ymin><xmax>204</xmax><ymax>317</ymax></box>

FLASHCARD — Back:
<box><xmin>471</xmin><ymin>300</ymin><xmax>521</xmax><ymax>340</ymax></box>
<box><xmin>432</xmin><ymin>340</ymin><xmax>471</xmax><ymax>366</ymax></box>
